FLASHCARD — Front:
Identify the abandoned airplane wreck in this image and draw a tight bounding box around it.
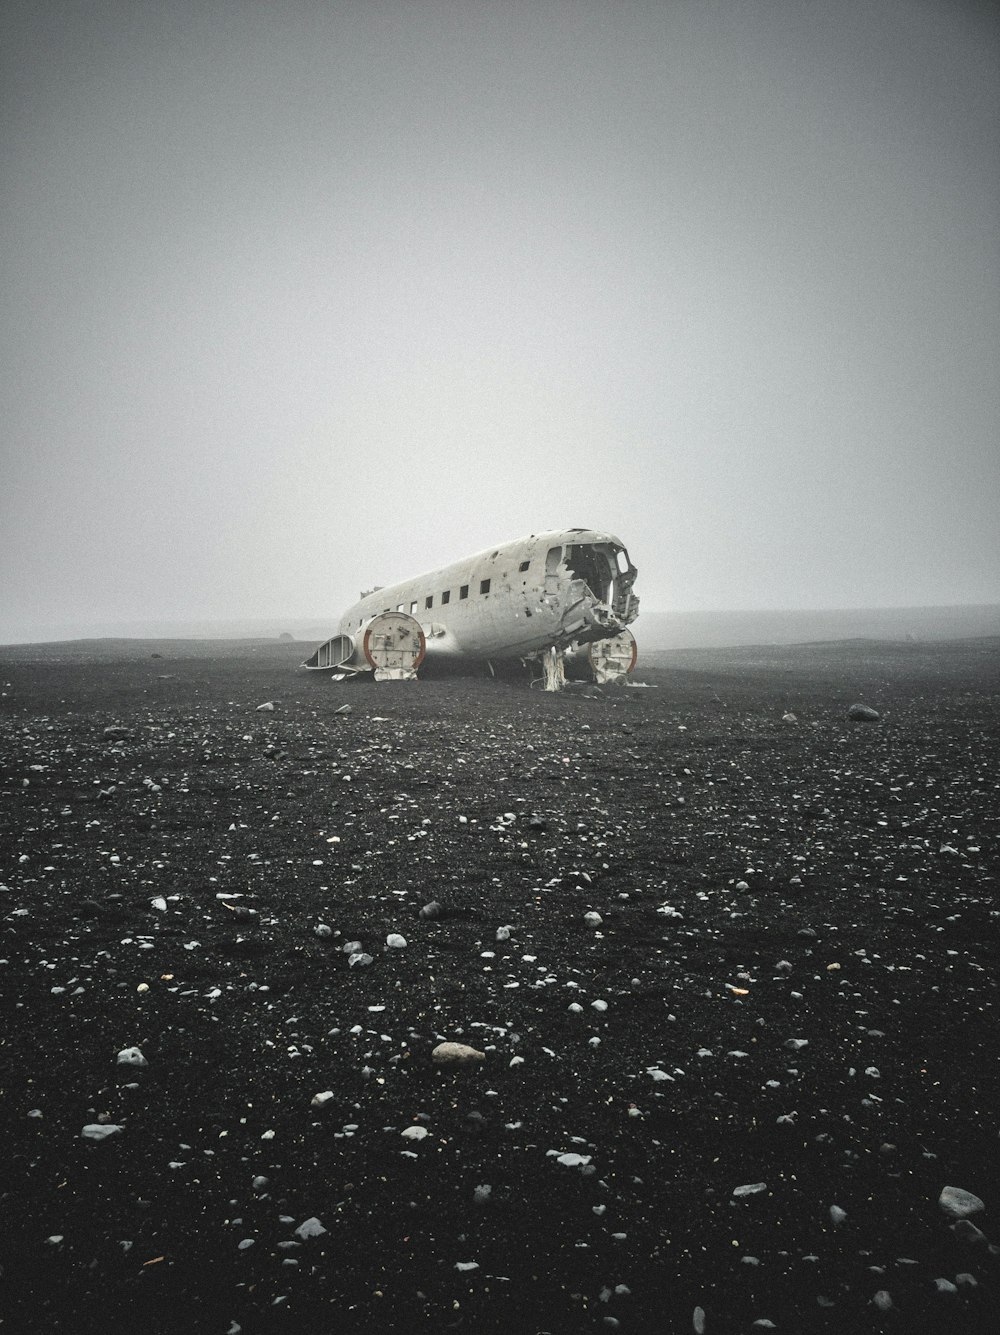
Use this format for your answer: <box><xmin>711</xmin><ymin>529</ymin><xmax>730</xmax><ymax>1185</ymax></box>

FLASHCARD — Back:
<box><xmin>303</xmin><ymin>528</ymin><xmax>639</xmax><ymax>690</ymax></box>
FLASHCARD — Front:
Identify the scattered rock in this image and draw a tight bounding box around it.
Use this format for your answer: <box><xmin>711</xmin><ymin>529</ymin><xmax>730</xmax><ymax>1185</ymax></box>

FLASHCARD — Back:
<box><xmin>431</xmin><ymin>1042</ymin><xmax>485</xmax><ymax>1066</ymax></box>
<box><xmin>294</xmin><ymin>1217</ymin><xmax>327</xmax><ymax>1240</ymax></box>
<box><xmin>551</xmin><ymin>1152</ymin><xmax>592</xmax><ymax>1168</ymax></box>
<box><xmin>418</xmin><ymin>901</ymin><xmax>441</xmax><ymax>920</ymax></box>
<box><xmin>732</xmin><ymin>1183</ymin><xmax>768</xmax><ymax>1198</ymax></box>
<box><xmin>952</xmin><ymin>1219</ymin><xmax>988</xmax><ymax>1245</ymax></box>
<box><xmin>583</xmin><ymin>911</ymin><xmax>603</xmax><ymax>928</ymax></box>
<box><xmin>81</xmin><ymin>1124</ymin><xmax>124</xmax><ymax>1141</ymax></box>
<box><xmin>255</xmin><ymin>702</ymin><xmax>275</xmax><ymax>712</ymax></box>
<box><xmin>385</xmin><ymin>933</ymin><xmax>407</xmax><ymax>949</ymax></box>
<box><xmin>116</xmin><ymin>1047</ymin><xmax>147</xmax><ymax>1067</ymax></box>
<box><xmin>938</xmin><ymin>1186</ymin><xmax>985</xmax><ymax>1219</ymax></box>
<box><xmin>847</xmin><ymin>703</ymin><xmax>880</xmax><ymax>721</ymax></box>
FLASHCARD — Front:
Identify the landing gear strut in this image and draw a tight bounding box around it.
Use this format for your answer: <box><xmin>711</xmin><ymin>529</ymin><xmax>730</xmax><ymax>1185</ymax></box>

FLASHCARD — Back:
<box><xmin>541</xmin><ymin>646</ymin><xmax>567</xmax><ymax>692</ymax></box>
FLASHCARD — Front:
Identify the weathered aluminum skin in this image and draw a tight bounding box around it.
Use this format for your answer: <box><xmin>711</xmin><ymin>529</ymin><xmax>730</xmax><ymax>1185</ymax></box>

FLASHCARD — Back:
<box><xmin>303</xmin><ymin>528</ymin><xmax>638</xmax><ymax>673</ymax></box>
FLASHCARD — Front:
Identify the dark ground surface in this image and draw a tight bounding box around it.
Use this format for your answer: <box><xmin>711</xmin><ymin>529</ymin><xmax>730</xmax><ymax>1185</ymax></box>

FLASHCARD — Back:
<box><xmin>1</xmin><ymin>636</ymin><xmax>998</xmax><ymax>1335</ymax></box>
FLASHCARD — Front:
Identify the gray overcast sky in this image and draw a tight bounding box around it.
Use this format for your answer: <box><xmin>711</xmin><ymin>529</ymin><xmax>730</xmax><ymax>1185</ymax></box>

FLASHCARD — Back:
<box><xmin>2</xmin><ymin>0</ymin><xmax>998</xmax><ymax>639</ymax></box>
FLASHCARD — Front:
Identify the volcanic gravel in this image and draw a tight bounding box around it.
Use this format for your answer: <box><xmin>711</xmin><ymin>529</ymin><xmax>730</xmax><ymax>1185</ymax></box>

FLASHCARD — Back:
<box><xmin>1</xmin><ymin>636</ymin><xmax>998</xmax><ymax>1335</ymax></box>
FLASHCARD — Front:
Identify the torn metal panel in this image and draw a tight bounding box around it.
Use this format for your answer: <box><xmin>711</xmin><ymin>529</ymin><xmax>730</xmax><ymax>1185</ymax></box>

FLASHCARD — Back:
<box><xmin>302</xmin><ymin>633</ymin><xmax>358</xmax><ymax>672</ymax></box>
<box><xmin>575</xmin><ymin>629</ymin><xmax>638</xmax><ymax>684</ymax></box>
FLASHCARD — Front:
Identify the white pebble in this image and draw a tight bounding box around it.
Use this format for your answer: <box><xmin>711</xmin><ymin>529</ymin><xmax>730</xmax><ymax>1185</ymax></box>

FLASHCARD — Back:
<box><xmin>553</xmin><ymin>1152</ymin><xmax>591</xmax><ymax>1168</ymax></box>
<box><xmin>81</xmin><ymin>1124</ymin><xmax>124</xmax><ymax>1141</ymax></box>
<box><xmin>938</xmin><ymin>1186</ymin><xmax>985</xmax><ymax>1219</ymax></box>
<box><xmin>116</xmin><ymin>1047</ymin><xmax>147</xmax><ymax>1067</ymax></box>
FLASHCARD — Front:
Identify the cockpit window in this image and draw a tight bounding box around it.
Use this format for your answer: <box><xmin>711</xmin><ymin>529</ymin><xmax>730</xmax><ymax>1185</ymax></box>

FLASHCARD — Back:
<box><xmin>565</xmin><ymin>544</ymin><xmax>614</xmax><ymax>603</ymax></box>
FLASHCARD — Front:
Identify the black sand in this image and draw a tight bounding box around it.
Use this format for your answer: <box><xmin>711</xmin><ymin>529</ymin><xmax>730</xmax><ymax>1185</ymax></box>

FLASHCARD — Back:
<box><xmin>2</xmin><ymin>638</ymin><xmax>998</xmax><ymax>1334</ymax></box>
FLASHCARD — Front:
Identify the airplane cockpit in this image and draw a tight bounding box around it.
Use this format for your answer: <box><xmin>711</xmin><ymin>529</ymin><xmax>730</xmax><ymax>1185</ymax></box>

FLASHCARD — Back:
<box><xmin>547</xmin><ymin>536</ymin><xmax>639</xmax><ymax>625</ymax></box>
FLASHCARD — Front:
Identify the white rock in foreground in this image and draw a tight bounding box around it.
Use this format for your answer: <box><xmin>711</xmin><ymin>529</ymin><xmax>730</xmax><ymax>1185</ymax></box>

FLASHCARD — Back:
<box><xmin>82</xmin><ymin>1124</ymin><xmax>124</xmax><ymax>1141</ymax></box>
<box><xmin>116</xmin><ymin>1047</ymin><xmax>147</xmax><ymax>1067</ymax></box>
<box><xmin>401</xmin><ymin>1125</ymin><xmax>429</xmax><ymax>1140</ymax></box>
<box><xmin>385</xmin><ymin>933</ymin><xmax>407</xmax><ymax>949</ymax></box>
<box><xmin>294</xmin><ymin>1217</ymin><xmax>327</xmax><ymax>1240</ymax></box>
<box><xmin>432</xmin><ymin>1042</ymin><xmax>485</xmax><ymax>1066</ymax></box>
<box><xmin>732</xmin><ymin>1182</ymin><xmax>768</xmax><ymax>1198</ymax></box>
<box><xmin>548</xmin><ymin>1151</ymin><xmax>592</xmax><ymax>1168</ymax></box>
<box><xmin>938</xmin><ymin>1186</ymin><xmax>985</xmax><ymax>1219</ymax></box>
<box><xmin>311</xmin><ymin>1091</ymin><xmax>334</xmax><ymax>1108</ymax></box>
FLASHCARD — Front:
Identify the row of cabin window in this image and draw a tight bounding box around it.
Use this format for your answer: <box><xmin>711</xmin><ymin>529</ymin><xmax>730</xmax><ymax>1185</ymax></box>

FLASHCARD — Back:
<box><xmin>363</xmin><ymin>560</ymin><xmax>531</xmax><ymax>623</ymax></box>
<box><xmin>392</xmin><ymin>579</ymin><xmax>484</xmax><ymax>614</ymax></box>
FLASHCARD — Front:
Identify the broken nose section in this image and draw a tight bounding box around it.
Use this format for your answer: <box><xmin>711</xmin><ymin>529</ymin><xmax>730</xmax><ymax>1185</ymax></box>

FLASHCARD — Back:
<box><xmin>558</xmin><ymin>581</ymin><xmax>624</xmax><ymax>642</ymax></box>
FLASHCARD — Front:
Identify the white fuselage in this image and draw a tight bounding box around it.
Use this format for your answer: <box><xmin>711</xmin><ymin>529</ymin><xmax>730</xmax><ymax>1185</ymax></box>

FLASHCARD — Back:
<box><xmin>329</xmin><ymin>528</ymin><xmax>638</xmax><ymax>666</ymax></box>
